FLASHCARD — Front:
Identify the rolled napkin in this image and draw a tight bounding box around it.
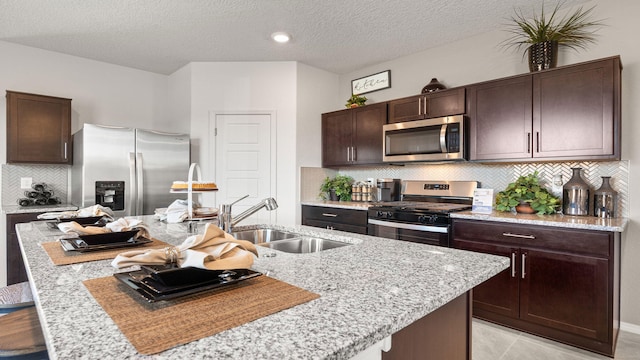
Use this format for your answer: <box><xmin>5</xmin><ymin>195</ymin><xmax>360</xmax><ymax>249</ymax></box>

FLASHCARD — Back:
<box><xmin>111</xmin><ymin>223</ymin><xmax>258</xmax><ymax>270</ymax></box>
<box><xmin>38</xmin><ymin>205</ymin><xmax>115</xmax><ymax>220</ymax></box>
<box><xmin>163</xmin><ymin>199</ymin><xmax>191</xmax><ymax>223</ymax></box>
<box><xmin>58</xmin><ymin>218</ymin><xmax>150</xmax><ymax>238</ymax></box>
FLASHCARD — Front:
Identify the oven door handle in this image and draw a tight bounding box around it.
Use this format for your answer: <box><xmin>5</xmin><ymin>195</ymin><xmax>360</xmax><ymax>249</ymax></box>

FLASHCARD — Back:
<box><xmin>368</xmin><ymin>219</ymin><xmax>449</xmax><ymax>233</ymax></box>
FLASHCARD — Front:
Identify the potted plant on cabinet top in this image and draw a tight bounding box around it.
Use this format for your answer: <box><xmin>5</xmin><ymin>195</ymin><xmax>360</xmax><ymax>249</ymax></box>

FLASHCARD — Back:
<box><xmin>345</xmin><ymin>94</ymin><xmax>367</xmax><ymax>108</ymax></box>
<box><xmin>495</xmin><ymin>171</ymin><xmax>560</xmax><ymax>215</ymax></box>
<box><xmin>320</xmin><ymin>175</ymin><xmax>354</xmax><ymax>201</ymax></box>
<box><xmin>502</xmin><ymin>1</ymin><xmax>604</xmax><ymax>72</ymax></box>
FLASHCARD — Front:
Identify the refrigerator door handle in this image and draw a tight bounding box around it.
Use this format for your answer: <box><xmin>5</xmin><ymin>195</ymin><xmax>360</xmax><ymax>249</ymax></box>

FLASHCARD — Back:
<box><xmin>128</xmin><ymin>152</ymin><xmax>136</xmax><ymax>216</ymax></box>
<box><xmin>136</xmin><ymin>153</ymin><xmax>144</xmax><ymax>216</ymax></box>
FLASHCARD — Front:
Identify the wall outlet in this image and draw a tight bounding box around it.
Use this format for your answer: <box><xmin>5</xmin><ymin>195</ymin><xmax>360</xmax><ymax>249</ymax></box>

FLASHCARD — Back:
<box><xmin>20</xmin><ymin>177</ymin><xmax>33</xmax><ymax>189</ymax></box>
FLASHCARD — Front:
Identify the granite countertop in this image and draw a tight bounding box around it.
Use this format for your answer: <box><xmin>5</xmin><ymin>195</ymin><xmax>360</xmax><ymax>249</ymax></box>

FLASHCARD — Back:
<box><xmin>451</xmin><ymin>210</ymin><xmax>628</xmax><ymax>232</ymax></box>
<box><xmin>302</xmin><ymin>200</ymin><xmax>628</xmax><ymax>232</ymax></box>
<box><xmin>2</xmin><ymin>204</ymin><xmax>78</xmax><ymax>214</ymax></box>
<box><xmin>17</xmin><ymin>216</ymin><xmax>509</xmax><ymax>359</ymax></box>
<box><xmin>301</xmin><ymin>200</ymin><xmax>372</xmax><ymax>210</ymax></box>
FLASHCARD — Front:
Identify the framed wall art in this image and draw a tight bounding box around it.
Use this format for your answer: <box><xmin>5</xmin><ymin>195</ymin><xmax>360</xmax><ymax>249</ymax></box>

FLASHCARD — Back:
<box><xmin>351</xmin><ymin>70</ymin><xmax>391</xmax><ymax>95</ymax></box>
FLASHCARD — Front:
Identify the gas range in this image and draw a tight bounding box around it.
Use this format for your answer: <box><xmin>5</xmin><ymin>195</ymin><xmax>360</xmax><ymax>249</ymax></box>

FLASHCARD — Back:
<box><xmin>367</xmin><ymin>180</ymin><xmax>478</xmax><ymax>247</ymax></box>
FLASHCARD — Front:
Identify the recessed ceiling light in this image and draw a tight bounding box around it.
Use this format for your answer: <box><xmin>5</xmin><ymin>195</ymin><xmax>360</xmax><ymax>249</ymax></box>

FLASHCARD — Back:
<box><xmin>271</xmin><ymin>32</ymin><xmax>291</xmax><ymax>43</ymax></box>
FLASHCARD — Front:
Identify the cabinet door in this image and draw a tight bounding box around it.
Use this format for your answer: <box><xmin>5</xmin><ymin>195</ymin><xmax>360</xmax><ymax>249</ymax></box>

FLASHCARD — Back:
<box><xmin>352</xmin><ymin>102</ymin><xmax>387</xmax><ymax>165</ymax></box>
<box><xmin>322</xmin><ymin>109</ymin><xmax>352</xmax><ymax>167</ymax></box>
<box><xmin>6</xmin><ymin>91</ymin><xmax>72</xmax><ymax>164</ymax></box>
<box><xmin>453</xmin><ymin>239</ymin><xmax>520</xmax><ymax>319</ymax></box>
<box><xmin>519</xmin><ymin>248</ymin><xmax>610</xmax><ymax>342</ymax></box>
<box><xmin>533</xmin><ymin>57</ymin><xmax>620</xmax><ymax>160</ymax></box>
<box><xmin>388</xmin><ymin>95</ymin><xmax>423</xmax><ymax>123</ymax></box>
<box><xmin>468</xmin><ymin>76</ymin><xmax>532</xmax><ymax>160</ymax></box>
<box><xmin>7</xmin><ymin>213</ymin><xmax>42</xmax><ymax>285</ymax></box>
<box><xmin>425</xmin><ymin>88</ymin><xmax>465</xmax><ymax>118</ymax></box>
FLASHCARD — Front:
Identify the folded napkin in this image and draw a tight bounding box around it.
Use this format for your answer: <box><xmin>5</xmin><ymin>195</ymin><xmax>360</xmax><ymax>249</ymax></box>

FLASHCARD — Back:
<box><xmin>111</xmin><ymin>223</ymin><xmax>258</xmax><ymax>270</ymax></box>
<box><xmin>58</xmin><ymin>218</ymin><xmax>150</xmax><ymax>239</ymax></box>
<box><xmin>38</xmin><ymin>205</ymin><xmax>115</xmax><ymax>220</ymax></box>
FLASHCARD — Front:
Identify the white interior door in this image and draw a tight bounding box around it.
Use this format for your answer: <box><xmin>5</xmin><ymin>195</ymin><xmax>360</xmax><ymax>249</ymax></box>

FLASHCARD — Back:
<box><xmin>212</xmin><ymin>112</ymin><xmax>276</xmax><ymax>225</ymax></box>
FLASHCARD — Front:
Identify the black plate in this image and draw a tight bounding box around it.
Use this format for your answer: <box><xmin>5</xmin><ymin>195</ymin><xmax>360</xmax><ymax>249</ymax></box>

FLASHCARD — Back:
<box><xmin>46</xmin><ymin>216</ymin><xmax>108</xmax><ymax>229</ymax></box>
<box><xmin>79</xmin><ymin>230</ymin><xmax>140</xmax><ymax>245</ymax></box>
<box><xmin>114</xmin><ymin>266</ymin><xmax>262</xmax><ymax>302</ymax></box>
<box><xmin>59</xmin><ymin>232</ymin><xmax>149</xmax><ymax>253</ymax></box>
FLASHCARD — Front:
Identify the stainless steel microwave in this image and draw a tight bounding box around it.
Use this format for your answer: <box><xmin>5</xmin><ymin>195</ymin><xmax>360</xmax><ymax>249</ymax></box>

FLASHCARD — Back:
<box><xmin>383</xmin><ymin>115</ymin><xmax>466</xmax><ymax>162</ymax></box>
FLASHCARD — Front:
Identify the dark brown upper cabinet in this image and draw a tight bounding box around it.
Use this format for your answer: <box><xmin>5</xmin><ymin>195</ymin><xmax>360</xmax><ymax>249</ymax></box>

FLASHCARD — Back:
<box><xmin>6</xmin><ymin>90</ymin><xmax>72</xmax><ymax>164</ymax></box>
<box><xmin>468</xmin><ymin>56</ymin><xmax>621</xmax><ymax>162</ymax></box>
<box><xmin>322</xmin><ymin>102</ymin><xmax>387</xmax><ymax>167</ymax></box>
<box><xmin>388</xmin><ymin>87</ymin><xmax>465</xmax><ymax>124</ymax></box>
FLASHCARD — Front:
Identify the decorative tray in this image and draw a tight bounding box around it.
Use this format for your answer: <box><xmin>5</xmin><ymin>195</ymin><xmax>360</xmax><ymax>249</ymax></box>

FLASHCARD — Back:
<box><xmin>114</xmin><ymin>265</ymin><xmax>262</xmax><ymax>302</ymax></box>
<box><xmin>59</xmin><ymin>230</ymin><xmax>147</xmax><ymax>252</ymax></box>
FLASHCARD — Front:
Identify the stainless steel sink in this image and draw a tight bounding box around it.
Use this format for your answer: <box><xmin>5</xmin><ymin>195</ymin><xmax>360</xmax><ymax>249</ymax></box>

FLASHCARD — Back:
<box><xmin>231</xmin><ymin>228</ymin><xmax>297</xmax><ymax>244</ymax></box>
<box><xmin>258</xmin><ymin>237</ymin><xmax>351</xmax><ymax>253</ymax></box>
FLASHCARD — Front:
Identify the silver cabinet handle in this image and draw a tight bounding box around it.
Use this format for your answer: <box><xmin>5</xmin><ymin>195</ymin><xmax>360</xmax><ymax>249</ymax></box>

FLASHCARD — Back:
<box><xmin>352</xmin><ymin>146</ymin><xmax>356</xmax><ymax>162</ymax></box>
<box><xmin>511</xmin><ymin>252</ymin><xmax>516</xmax><ymax>278</ymax></box>
<box><xmin>502</xmin><ymin>232</ymin><xmax>536</xmax><ymax>240</ymax></box>
<box><xmin>521</xmin><ymin>253</ymin><xmax>527</xmax><ymax>279</ymax></box>
<box><xmin>418</xmin><ymin>97</ymin><xmax>422</xmax><ymax>116</ymax></box>
<box><xmin>64</xmin><ymin>142</ymin><xmax>68</xmax><ymax>160</ymax></box>
<box><xmin>322</xmin><ymin>213</ymin><xmax>338</xmax><ymax>217</ymax></box>
<box><xmin>346</xmin><ymin>147</ymin><xmax>350</xmax><ymax>162</ymax></box>
<box><xmin>326</xmin><ymin>225</ymin><xmax>335</xmax><ymax>230</ymax></box>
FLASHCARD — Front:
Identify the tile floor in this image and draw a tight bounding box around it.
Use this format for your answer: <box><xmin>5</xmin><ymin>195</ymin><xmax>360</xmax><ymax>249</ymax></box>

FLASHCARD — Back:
<box><xmin>473</xmin><ymin>319</ymin><xmax>640</xmax><ymax>360</ymax></box>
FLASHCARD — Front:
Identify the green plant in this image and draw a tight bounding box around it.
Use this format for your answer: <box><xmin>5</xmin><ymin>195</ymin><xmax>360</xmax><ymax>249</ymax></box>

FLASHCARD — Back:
<box><xmin>345</xmin><ymin>94</ymin><xmax>367</xmax><ymax>108</ymax></box>
<box><xmin>495</xmin><ymin>171</ymin><xmax>560</xmax><ymax>215</ymax></box>
<box><xmin>319</xmin><ymin>175</ymin><xmax>354</xmax><ymax>201</ymax></box>
<box><xmin>502</xmin><ymin>1</ymin><xmax>604</xmax><ymax>56</ymax></box>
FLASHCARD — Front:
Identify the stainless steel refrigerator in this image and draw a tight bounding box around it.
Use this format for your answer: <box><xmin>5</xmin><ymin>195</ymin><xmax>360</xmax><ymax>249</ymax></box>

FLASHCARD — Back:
<box><xmin>71</xmin><ymin>124</ymin><xmax>190</xmax><ymax>217</ymax></box>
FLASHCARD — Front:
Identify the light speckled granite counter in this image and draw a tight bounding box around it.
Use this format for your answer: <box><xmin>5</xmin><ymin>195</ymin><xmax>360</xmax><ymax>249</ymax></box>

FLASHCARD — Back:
<box><xmin>17</xmin><ymin>216</ymin><xmax>509</xmax><ymax>359</ymax></box>
<box><xmin>302</xmin><ymin>201</ymin><xmax>627</xmax><ymax>233</ymax></box>
<box><xmin>301</xmin><ymin>200</ymin><xmax>372</xmax><ymax>211</ymax></box>
<box><xmin>451</xmin><ymin>210</ymin><xmax>628</xmax><ymax>232</ymax></box>
<box><xmin>2</xmin><ymin>204</ymin><xmax>78</xmax><ymax>214</ymax></box>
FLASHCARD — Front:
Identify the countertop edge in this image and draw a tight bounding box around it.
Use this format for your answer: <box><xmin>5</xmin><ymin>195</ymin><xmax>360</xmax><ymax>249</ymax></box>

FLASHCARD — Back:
<box><xmin>2</xmin><ymin>204</ymin><xmax>78</xmax><ymax>214</ymax></box>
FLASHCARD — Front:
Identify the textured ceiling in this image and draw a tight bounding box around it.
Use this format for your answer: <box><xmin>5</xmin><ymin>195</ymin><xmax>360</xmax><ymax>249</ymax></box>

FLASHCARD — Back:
<box><xmin>0</xmin><ymin>0</ymin><xmax>591</xmax><ymax>75</ymax></box>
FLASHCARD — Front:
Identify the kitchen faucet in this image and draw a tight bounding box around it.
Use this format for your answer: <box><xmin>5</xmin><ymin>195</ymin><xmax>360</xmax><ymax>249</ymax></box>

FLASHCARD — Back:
<box><xmin>218</xmin><ymin>195</ymin><xmax>278</xmax><ymax>232</ymax></box>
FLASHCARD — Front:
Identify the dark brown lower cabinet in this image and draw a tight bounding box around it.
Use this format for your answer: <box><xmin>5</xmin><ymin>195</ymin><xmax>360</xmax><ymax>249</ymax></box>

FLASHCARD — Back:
<box><xmin>451</xmin><ymin>219</ymin><xmax>620</xmax><ymax>357</ymax></box>
<box><xmin>7</xmin><ymin>213</ymin><xmax>43</xmax><ymax>284</ymax></box>
<box><xmin>301</xmin><ymin>205</ymin><xmax>368</xmax><ymax>234</ymax></box>
<box><xmin>383</xmin><ymin>291</ymin><xmax>471</xmax><ymax>360</ymax></box>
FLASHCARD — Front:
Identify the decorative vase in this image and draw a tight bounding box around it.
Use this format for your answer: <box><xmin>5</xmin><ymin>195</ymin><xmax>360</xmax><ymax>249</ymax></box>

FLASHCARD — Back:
<box><xmin>515</xmin><ymin>202</ymin><xmax>536</xmax><ymax>214</ymax></box>
<box><xmin>593</xmin><ymin>176</ymin><xmax>617</xmax><ymax>218</ymax></box>
<box><xmin>528</xmin><ymin>41</ymin><xmax>558</xmax><ymax>72</ymax></box>
<box><xmin>329</xmin><ymin>189</ymin><xmax>338</xmax><ymax>201</ymax></box>
<box><xmin>421</xmin><ymin>78</ymin><xmax>446</xmax><ymax>93</ymax></box>
<box><xmin>562</xmin><ymin>167</ymin><xmax>590</xmax><ymax>216</ymax></box>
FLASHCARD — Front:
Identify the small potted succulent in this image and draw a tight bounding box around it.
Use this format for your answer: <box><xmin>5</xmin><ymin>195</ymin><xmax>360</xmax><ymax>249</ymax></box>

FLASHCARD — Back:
<box><xmin>495</xmin><ymin>171</ymin><xmax>560</xmax><ymax>214</ymax></box>
<box><xmin>320</xmin><ymin>175</ymin><xmax>354</xmax><ymax>201</ymax></box>
<box><xmin>345</xmin><ymin>94</ymin><xmax>367</xmax><ymax>108</ymax></box>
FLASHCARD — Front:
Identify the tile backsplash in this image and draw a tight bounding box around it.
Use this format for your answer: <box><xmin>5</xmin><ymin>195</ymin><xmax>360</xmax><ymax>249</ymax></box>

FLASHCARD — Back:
<box><xmin>301</xmin><ymin>160</ymin><xmax>629</xmax><ymax>217</ymax></box>
<box><xmin>2</xmin><ymin>164</ymin><xmax>69</xmax><ymax>206</ymax></box>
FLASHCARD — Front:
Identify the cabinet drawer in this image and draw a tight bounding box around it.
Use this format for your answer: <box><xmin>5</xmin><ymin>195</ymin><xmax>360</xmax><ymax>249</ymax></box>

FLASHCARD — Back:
<box><xmin>302</xmin><ymin>219</ymin><xmax>367</xmax><ymax>235</ymax></box>
<box><xmin>452</xmin><ymin>219</ymin><xmax>611</xmax><ymax>258</ymax></box>
<box><xmin>302</xmin><ymin>205</ymin><xmax>367</xmax><ymax>226</ymax></box>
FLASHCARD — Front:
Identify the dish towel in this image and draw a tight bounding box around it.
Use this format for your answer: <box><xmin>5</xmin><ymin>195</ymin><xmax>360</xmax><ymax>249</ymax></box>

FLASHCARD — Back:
<box><xmin>37</xmin><ymin>205</ymin><xmax>115</xmax><ymax>220</ymax></box>
<box><xmin>57</xmin><ymin>218</ymin><xmax>151</xmax><ymax>239</ymax></box>
<box><xmin>111</xmin><ymin>223</ymin><xmax>258</xmax><ymax>270</ymax></box>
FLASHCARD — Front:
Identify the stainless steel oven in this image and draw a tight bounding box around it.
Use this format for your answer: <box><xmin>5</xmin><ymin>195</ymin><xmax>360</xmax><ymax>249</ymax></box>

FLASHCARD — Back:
<box><xmin>367</xmin><ymin>180</ymin><xmax>478</xmax><ymax>247</ymax></box>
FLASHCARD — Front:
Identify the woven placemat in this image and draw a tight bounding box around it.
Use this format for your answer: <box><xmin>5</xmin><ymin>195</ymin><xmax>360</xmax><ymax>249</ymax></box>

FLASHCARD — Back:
<box><xmin>83</xmin><ymin>274</ymin><xmax>320</xmax><ymax>355</ymax></box>
<box><xmin>41</xmin><ymin>238</ymin><xmax>169</xmax><ymax>266</ymax></box>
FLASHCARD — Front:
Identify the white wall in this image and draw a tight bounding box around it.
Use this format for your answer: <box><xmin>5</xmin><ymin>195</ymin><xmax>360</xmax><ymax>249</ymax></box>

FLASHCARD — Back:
<box><xmin>186</xmin><ymin>62</ymin><xmax>299</xmax><ymax>225</ymax></box>
<box><xmin>336</xmin><ymin>0</ymin><xmax>640</xmax><ymax>329</ymax></box>
<box><xmin>295</xmin><ymin>63</ymin><xmax>340</xmax><ymax>223</ymax></box>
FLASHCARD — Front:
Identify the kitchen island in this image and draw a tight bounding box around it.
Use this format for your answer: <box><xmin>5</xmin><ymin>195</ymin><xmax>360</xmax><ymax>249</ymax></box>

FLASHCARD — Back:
<box><xmin>17</xmin><ymin>215</ymin><xmax>509</xmax><ymax>359</ymax></box>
